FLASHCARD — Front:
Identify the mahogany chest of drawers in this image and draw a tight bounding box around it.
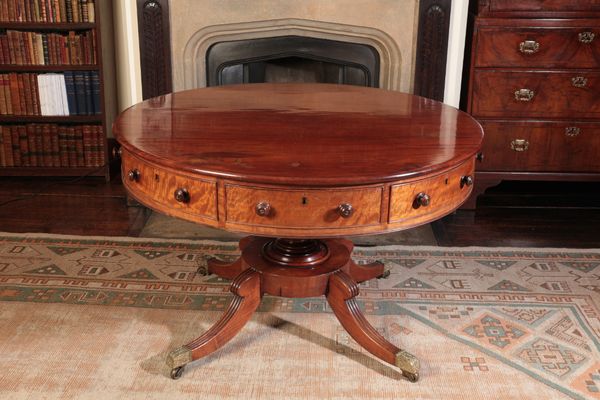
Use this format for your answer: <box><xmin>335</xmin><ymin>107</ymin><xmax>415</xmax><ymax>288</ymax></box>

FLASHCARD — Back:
<box><xmin>464</xmin><ymin>0</ymin><xmax>600</xmax><ymax>207</ymax></box>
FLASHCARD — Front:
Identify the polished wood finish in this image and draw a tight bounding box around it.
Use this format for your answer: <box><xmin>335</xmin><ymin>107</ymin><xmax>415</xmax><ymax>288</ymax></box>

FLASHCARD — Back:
<box><xmin>136</xmin><ymin>0</ymin><xmax>172</xmax><ymax>99</ymax></box>
<box><xmin>472</xmin><ymin>70</ymin><xmax>600</xmax><ymax>119</ymax></box>
<box><xmin>479</xmin><ymin>121</ymin><xmax>600</xmax><ymax>172</ymax></box>
<box><xmin>474</xmin><ymin>20</ymin><xmax>600</xmax><ymax>69</ymax></box>
<box><xmin>464</xmin><ymin>2</ymin><xmax>600</xmax><ymax>209</ymax></box>
<box><xmin>115</xmin><ymin>83</ymin><xmax>483</xmax><ymax>381</ymax></box>
<box><xmin>414</xmin><ymin>0</ymin><xmax>452</xmax><ymax>101</ymax></box>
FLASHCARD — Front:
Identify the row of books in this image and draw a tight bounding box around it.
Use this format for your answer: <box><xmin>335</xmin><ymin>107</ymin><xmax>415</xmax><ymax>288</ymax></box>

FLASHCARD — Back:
<box><xmin>0</xmin><ymin>29</ymin><xmax>97</xmax><ymax>65</ymax></box>
<box><xmin>0</xmin><ymin>124</ymin><xmax>104</xmax><ymax>167</ymax></box>
<box><xmin>0</xmin><ymin>71</ymin><xmax>100</xmax><ymax>116</ymax></box>
<box><xmin>0</xmin><ymin>0</ymin><xmax>95</xmax><ymax>23</ymax></box>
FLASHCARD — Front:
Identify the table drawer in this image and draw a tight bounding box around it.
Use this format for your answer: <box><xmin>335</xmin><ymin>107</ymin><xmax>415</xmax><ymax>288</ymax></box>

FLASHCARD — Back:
<box><xmin>478</xmin><ymin>121</ymin><xmax>600</xmax><ymax>172</ymax></box>
<box><xmin>475</xmin><ymin>26</ymin><xmax>600</xmax><ymax>68</ymax></box>
<box><xmin>121</xmin><ymin>150</ymin><xmax>217</xmax><ymax>219</ymax></box>
<box><xmin>225</xmin><ymin>185</ymin><xmax>382</xmax><ymax>229</ymax></box>
<box><xmin>471</xmin><ymin>70</ymin><xmax>600</xmax><ymax>118</ymax></box>
<box><xmin>389</xmin><ymin>160</ymin><xmax>475</xmax><ymax>223</ymax></box>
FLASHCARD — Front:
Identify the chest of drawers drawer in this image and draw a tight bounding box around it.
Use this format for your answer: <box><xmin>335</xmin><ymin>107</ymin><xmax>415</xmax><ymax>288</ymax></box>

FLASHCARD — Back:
<box><xmin>478</xmin><ymin>121</ymin><xmax>600</xmax><ymax>172</ymax></box>
<box><xmin>224</xmin><ymin>185</ymin><xmax>383</xmax><ymax>229</ymax></box>
<box><xmin>471</xmin><ymin>70</ymin><xmax>600</xmax><ymax>118</ymax></box>
<box><xmin>475</xmin><ymin>25</ymin><xmax>599</xmax><ymax>68</ymax></box>
<box><xmin>483</xmin><ymin>0</ymin><xmax>600</xmax><ymax>14</ymax></box>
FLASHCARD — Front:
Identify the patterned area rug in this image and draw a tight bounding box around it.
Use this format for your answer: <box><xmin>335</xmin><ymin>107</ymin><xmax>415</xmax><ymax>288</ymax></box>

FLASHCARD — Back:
<box><xmin>0</xmin><ymin>232</ymin><xmax>598</xmax><ymax>400</ymax></box>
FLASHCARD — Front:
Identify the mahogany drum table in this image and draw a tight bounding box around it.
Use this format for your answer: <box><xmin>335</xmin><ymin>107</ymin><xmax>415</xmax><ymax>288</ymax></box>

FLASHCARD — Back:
<box><xmin>114</xmin><ymin>83</ymin><xmax>484</xmax><ymax>382</ymax></box>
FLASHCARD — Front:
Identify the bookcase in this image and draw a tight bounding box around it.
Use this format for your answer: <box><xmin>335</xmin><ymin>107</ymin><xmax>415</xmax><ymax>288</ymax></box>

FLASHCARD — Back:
<box><xmin>0</xmin><ymin>0</ymin><xmax>110</xmax><ymax>180</ymax></box>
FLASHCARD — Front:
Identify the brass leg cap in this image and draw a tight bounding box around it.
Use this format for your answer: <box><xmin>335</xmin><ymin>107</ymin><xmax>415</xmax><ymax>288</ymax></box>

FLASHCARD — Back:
<box><xmin>167</xmin><ymin>346</ymin><xmax>192</xmax><ymax>369</ymax></box>
<box><xmin>395</xmin><ymin>349</ymin><xmax>420</xmax><ymax>376</ymax></box>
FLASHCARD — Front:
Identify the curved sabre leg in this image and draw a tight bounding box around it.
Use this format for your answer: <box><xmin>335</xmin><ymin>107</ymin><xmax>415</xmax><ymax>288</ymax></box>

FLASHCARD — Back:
<box><xmin>347</xmin><ymin>259</ymin><xmax>388</xmax><ymax>283</ymax></box>
<box><xmin>167</xmin><ymin>269</ymin><xmax>262</xmax><ymax>379</ymax></box>
<box><xmin>326</xmin><ymin>271</ymin><xmax>419</xmax><ymax>381</ymax></box>
<box><xmin>206</xmin><ymin>237</ymin><xmax>255</xmax><ymax>279</ymax></box>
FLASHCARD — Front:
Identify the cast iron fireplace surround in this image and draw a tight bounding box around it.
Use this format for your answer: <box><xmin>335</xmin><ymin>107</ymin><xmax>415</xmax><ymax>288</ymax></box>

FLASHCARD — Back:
<box><xmin>205</xmin><ymin>36</ymin><xmax>380</xmax><ymax>87</ymax></box>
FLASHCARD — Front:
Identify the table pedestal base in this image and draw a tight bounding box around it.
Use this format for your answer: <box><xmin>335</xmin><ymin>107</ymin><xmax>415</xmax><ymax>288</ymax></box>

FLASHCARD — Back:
<box><xmin>166</xmin><ymin>236</ymin><xmax>420</xmax><ymax>382</ymax></box>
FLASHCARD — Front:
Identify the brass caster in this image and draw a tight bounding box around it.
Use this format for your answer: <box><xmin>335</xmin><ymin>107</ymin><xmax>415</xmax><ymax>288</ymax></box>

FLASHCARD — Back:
<box><xmin>170</xmin><ymin>366</ymin><xmax>185</xmax><ymax>380</ymax></box>
<box><xmin>377</xmin><ymin>269</ymin><xmax>390</xmax><ymax>279</ymax></box>
<box><xmin>403</xmin><ymin>371</ymin><xmax>419</xmax><ymax>382</ymax></box>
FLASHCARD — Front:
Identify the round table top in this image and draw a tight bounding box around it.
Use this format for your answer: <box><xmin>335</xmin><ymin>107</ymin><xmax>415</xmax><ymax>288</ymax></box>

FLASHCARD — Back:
<box><xmin>114</xmin><ymin>83</ymin><xmax>483</xmax><ymax>186</ymax></box>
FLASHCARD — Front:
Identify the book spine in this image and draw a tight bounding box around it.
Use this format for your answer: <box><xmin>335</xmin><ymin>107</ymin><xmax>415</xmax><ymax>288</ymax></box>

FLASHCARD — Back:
<box><xmin>67</xmin><ymin>126</ymin><xmax>76</xmax><ymax>166</ymax></box>
<box><xmin>34</xmin><ymin>124</ymin><xmax>43</xmax><ymax>166</ymax></box>
<box><xmin>90</xmin><ymin>70</ymin><xmax>100</xmax><ymax>114</ymax></box>
<box><xmin>30</xmin><ymin>73</ymin><xmax>40</xmax><ymax>115</ymax></box>
<box><xmin>17</xmin><ymin>73</ymin><xmax>26</xmax><ymax>114</ymax></box>
<box><xmin>42</xmin><ymin>124</ymin><xmax>52</xmax><ymax>166</ymax></box>
<box><xmin>2</xmin><ymin>126</ymin><xmax>14</xmax><ymax>166</ymax></box>
<box><xmin>83</xmin><ymin>71</ymin><xmax>92</xmax><ymax>115</ymax></box>
<box><xmin>73</xmin><ymin>71</ymin><xmax>85</xmax><ymax>115</ymax></box>
<box><xmin>0</xmin><ymin>74</ymin><xmax>7</xmax><ymax>115</ymax></box>
<box><xmin>65</xmin><ymin>0</ymin><xmax>72</xmax><ymax>22</ymax></box>
<box><xmin>63</xmin><ymin>71</ymin><xmax>76</xmax><ymax>115</ymax></box>
<box><xmin>50</xmin><ymin>124</ymin><xmax>60</xmax><ymax>166</ymax></box>
<box><xmin>0</xmin><ymin>127</ymin><xmax>4</xmax><ymax>167</ymax></box>
<box><xmin>22</xmin><ymin>72</ymin><xmax>32</xmax><ymax>115</ymax></box>
<box><xmin>10</xmin><ymin>125</ymin><xmax>21</xmax><ymax>166</ymax></box>
<box><xmin>18</xmin><ymin>125</ymin><xmax>29</xmax><ymax>166</ymax></box>
<box><xmin>58</xmin><ymin>125</ymin><xmax>68</xmax><ymax>166</ymax></box>
<box><xmin>82</xmin><ymin>124</ymin><xmax>92</xmax><ymax>167</ymax></box>
<box><xmin>74</xmin><ymin>124</ymin><xmax>84</xmax><ymax>166</ymax></box>
<box><xmin>4</xmin><ymin>75</ymin><xmax>12</xmax><ymax>115</ymax></box>
<box><xmin>9</xmin><ymin>73</ymin><xmax>21</xmax><ymax>115</ymax></box>
<box><xmin>27</xmin><ymin>124</ymin><xmax>36</xmax><ymax>166</ymax></box>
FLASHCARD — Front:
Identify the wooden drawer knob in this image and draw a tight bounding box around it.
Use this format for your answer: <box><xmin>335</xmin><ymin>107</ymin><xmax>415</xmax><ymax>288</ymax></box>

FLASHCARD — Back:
<box><xmin>255</xmin><ymin>201</ymin><xmax>272</xmax><ymax>217</ymax></box>
<box><xmin>519</xmin><ymin>40</ymin><xmax>539</xmax><ymax>54</ymax></box>
<box><xmin>127</xmin><ymin>169</ymin><xmax>140</xmax><ymax>182</ymax></box>
<box><xmin>461</xmin><ymin>175</ymin><xmax>474</xmax><ymax>188</ymax></box>
<box><xmin>414</xmin><ymin>192</ymin><xmax>430</xmax><ymax>208</ymax></box>
<box><xmin>174</xmin><ymin>188</ymin><xmax>190</xmax><ymax>203</ymax></box>
<box><xmin>337</xmin><ymin>203</ymin><xmax>354</xmax><ymax>218</ymax></box>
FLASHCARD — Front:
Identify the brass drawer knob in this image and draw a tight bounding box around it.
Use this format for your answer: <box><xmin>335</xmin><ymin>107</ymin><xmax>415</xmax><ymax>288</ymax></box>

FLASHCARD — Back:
<box><xmin>414</xmin><ymin>192</ymin><xmax>431</xmax><ymax>208</ymax></box>
<box><xmin>579</xmin><ymin>31</ymin><xmax>596</xmax><ymax>44</ymax></box>
<box><xmin>565</xmin><ymin>127</ymin><xmax>581</xmax><ymax>137</ymax></box>
<box><xmin>476</xmin><ymin>152</ymin><xmax>484</xmax><ymax>162</ymax></box>
<box><xmin>174</xmin><ymin>188</ymin><xmax>190</xmax><ymax>203</ymax></box>
<box><xmin>514</xmin><ymin>89</ymin><xmax>534</xmax><ymax>102</ymax></box>
<box><xmin>461</xmin><ymin>175</ymin><xmax>474</xmax><ymax>188</ymax></box>
<box><xmin>127</xmin><ymin>169</ymin><xmax>140</xmax><ymax>182</ymax></box>
<box><xmin>571</xmin><ymin>76</ymin><xmax>588</xmax><ymax>88</ymax></box>
<box><xmin>337</xmin><ymin>203</ymin><xmax>354</xmax><ymax>218</ymax></box>
<box><xmin>255</xmin><ymin>201</ymin><xmax>272</xmax><ymax>217</ymax></box>
<box><xmin>510</xmin><ymin>139</ymin><xmax>529</xmax><ymax>152</ymax></box>
<box><xmin>519</xmin><ymin>40</ymin><xmax>540</xmax><ymax>54</ymax></box>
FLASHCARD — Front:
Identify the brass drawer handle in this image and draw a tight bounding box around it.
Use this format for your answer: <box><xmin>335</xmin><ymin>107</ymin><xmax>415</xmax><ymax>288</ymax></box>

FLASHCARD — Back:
<box><xmin>519</xmin><ymin>40</ymin><xmax>540</xmax><ymax>54</ymax></box>
<box><xmin>572</xmin><ymin>76</ymin><xmax>588</xmax><ymax>88</ymax></box>
<box><xmin>565</xmin><ymin>127</ymin><xmax>581</xmax><ymax>137</ymax></box>
<box><xmin>510</xmin><ymin>139</ymin><xmax>529</xmax><ymax>152</ymax></box>
<box><xmin>255</xmin><ymin>201</ymin><xmax>272</xmax><ymax>217</ymax></box>
<box><xmin>127</xmin><ymin>169</ymin><xmax>140</xmax><ymax>182</ymax></box>
<box><xmin>461</xmin><ymin>175</ymin><xmax>474</xmax><ymax>188</ymax></box>
<box><xmin>514</xmin><ymin>89</ymin><xmax>534</xmax><ymax>102</ymax></box>
<box><xmin>337</xmin><ymin>203</ymin><xmax>354</xmax><ymax>218</ymax></box>
<box><xmin>413</xmin><ymin>192</ymin><xmax>431</xmax><ymax>209</ymax></box>
<box><xmin>579</xmin><ymin>31</ymin><xmax>596</xmax><ymax>44</ymax></box>
<box><xmin>174</xmin><ymin>188</ymin><xmax>190</xmax><ymax>203</ymax></box>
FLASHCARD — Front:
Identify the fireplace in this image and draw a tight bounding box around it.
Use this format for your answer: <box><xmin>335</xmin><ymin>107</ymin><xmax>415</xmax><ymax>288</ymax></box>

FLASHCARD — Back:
<box><xmin>133</xmin><ymin>0</ymin><xmax>457</xmax><ymax>102</ymax></box>
<box><xmin>206</xmin><ymin>36</ymin><xmax>379</xmax><ymax>87</ymax></box>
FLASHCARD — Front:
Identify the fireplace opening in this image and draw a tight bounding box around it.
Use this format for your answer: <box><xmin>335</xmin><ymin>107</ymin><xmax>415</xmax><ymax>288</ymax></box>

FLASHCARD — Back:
<box><xmin>206</xmin><ymin>36</ymin><xmax>379</xmax><ymax>87</ymax></box>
